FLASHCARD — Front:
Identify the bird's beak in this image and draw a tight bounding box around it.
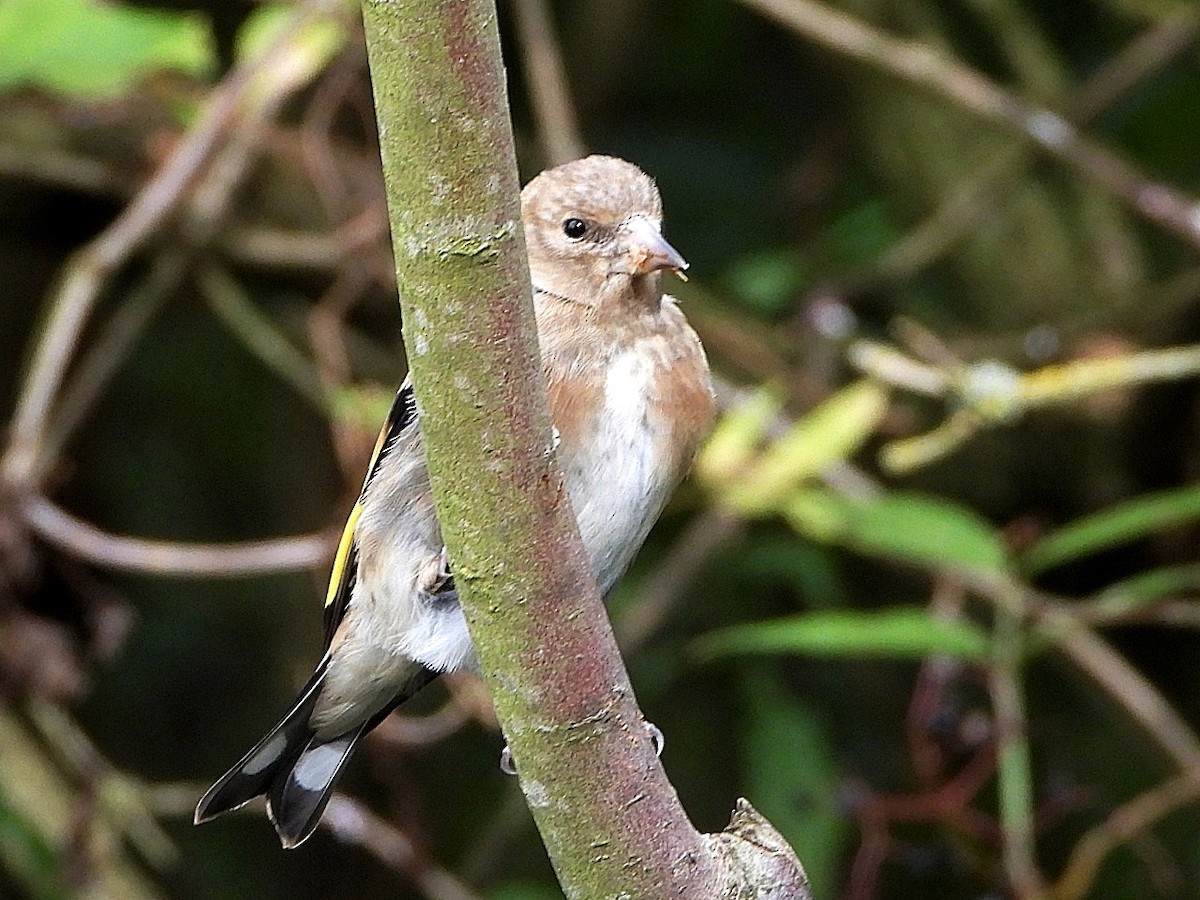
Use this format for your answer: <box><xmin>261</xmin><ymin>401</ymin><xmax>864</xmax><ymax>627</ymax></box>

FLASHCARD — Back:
<box><xmin>616</xmin><ymin>216</ymin><xmax>689</xmax><ymax>279</ymax></box>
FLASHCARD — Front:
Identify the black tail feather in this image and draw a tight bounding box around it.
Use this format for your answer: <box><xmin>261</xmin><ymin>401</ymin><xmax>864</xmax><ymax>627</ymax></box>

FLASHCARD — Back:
<box><xmin>195</xmin><ymin>659</ymin><xmax>439</xmax><ymax>848</ymax></box>
<box><xmin>194</xmin><ymin>658</ymin><xmax>328</xmax><ymax>825</ymax></box>
<box><xmin>267</xmin><ymin>726</ymin><xmax>366</xmax><ymax>848</ymax></box>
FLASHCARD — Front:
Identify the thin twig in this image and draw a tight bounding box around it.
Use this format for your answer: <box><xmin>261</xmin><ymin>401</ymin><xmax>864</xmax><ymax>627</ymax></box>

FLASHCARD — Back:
<box><xmin>738</xmin><ymin>0</ymin><xmax>1200</xmax><ymax>249</ymax></box>
<box><xmin>322</xmin><ymin>795</ymin><xmax>485</xmax><ymax>900</ymax></box>
<box><xmin>0</xmin><ymin>142</ymin><xmax>136</xmax><ymax>198</ymax></box>
<box><xmin>301</xmin><ymin>45</ymin><xmax>368</xmax><ymax>220</ymax></box>
<box><xmin>218</xmin><ymin>206</ymin><xmax>389</xmax><ymax>272</ymax></box>
<box><xmin>990</xmin><ymin>592</ymin><xmax>1045</xmax><ymax>897</ymax></box>
<box><xmin>22</xmin><ymin>494</ymin><xmax>331</xmax><ymax>577</ymax></box>
<box><xmin>615</xmin><ymin>508</ymin><xmax>743</xmax><ymax>652</ymax></box>
<box><xmin>196</xmin><ymin>262</ymin><xmax>330</xmax><ymax>410</ymax></box>
<box><xmin>962</xmin><ymin>573</ymin><xmax>1200</xmax><ymax>776</ymax></box>
<box><xmin>1051</xmin><ymin>768</ymin><xmax>1200</xmax><ymax>900</ymax></box>
<box><xmin>509</xmin><ymin>0</ymin><xmax>586</xmax><ymax>165</ymax></box>
<box><xmin>1071</xmin><ymin>9</ymin><xmax>1199</xmax><ymax>120</ymax></box>
<box><xmin>41</xmin><ymin>251</ymin><xmax>189</xmax><ymax>466</ymax></box>
<box><xmin>1037</xmin><ymin>604</ymin><xmax>1200</xmax><ymax>773</ymax></box>
<box><xmin>369</xmin><ymin>700</ymin><xmax>473</xmax><ymax>748</ymax></box>
<box><xmin>809</xmin><ymin>8</ymin><xmax>1198</xmax><ymax>314</ymax></box>
<box><xmin>27</xmin><ymin>701</ymin><xmax>180</xmax><ymax>870</ymax></box>
<box><xmin>1</xmin><ymin>0</ymin><xmax>346</xmax><ymax>488</ymax></box>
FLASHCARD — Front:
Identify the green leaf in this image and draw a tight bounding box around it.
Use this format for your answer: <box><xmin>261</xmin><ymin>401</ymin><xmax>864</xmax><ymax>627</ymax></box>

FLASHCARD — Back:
<box><xmin>0</xmin><ymin>793</ymin><xmax>68</xmax><ymax>900</ymax></box>
<box><xmin>785</xmin><ymin>489</ymin><xmax>1010</xmax><ymax>576</ymax></box>
<box><xmin>0</xmin><ymin>0</ymin><xmax>214</xmax><ymax>99</ymax></box>
<box><xmin>826</xmin><ymin>199</ymin><xmax>901</xmax><ymax>270</ymax></box>
<box><xmin>1084</xmin><ymin>563</ymin><xmax>1200</xmax><ymax>619</ymax></box>
<box><xmin>739</xmin><ymin>669</ymin><xmax>849</xmax><ymax>897</ymax></box>
<box><xmin>728</xmin><ymin>381</ymin><xmax>888</xmax><ymax>513</ymax></box>
<box><xmin>695</xmin><ymin>386</ymin><xmax>783</xmax><ymax>487</ymax></box>
<box><xmin>698</xmin><ymin>607</ymin><xmax>991</xmax><ymax>661</ymax></box>
<box><xmin>1021</xmin><ymin>485</ymin><xmax>1200</xmax><ymax>576</ymax></box>
<box><xmin>234</xmin><ymin>3</ymin><xmax>345</xmax><ymax>94</ymax></box>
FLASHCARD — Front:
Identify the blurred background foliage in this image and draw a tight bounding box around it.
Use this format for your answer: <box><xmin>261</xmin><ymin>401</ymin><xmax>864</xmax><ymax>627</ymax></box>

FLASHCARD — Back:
<box><xmin>3</xmin><ymin>0</ymin><xmax>1200</xmax><ymax>897</ymax></box>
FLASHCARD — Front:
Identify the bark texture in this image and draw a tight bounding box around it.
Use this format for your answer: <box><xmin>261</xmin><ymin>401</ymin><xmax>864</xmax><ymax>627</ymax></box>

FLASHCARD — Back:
<box><xmin>360</xmin><ymin>1</ymin><xmax>809</xmax><ymax>895</ymax></box>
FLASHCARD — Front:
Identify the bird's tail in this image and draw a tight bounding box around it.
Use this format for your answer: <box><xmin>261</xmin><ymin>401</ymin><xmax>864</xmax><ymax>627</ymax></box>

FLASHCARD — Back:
<box><xmin>195</xmin><ymin>656</ymin><xmax>363</xmax><ymax>848</ymax></box>
<box><xmin>195</xmin><ymin>658</ymin><xmax>437</xmax><ymax>849</ymax></box>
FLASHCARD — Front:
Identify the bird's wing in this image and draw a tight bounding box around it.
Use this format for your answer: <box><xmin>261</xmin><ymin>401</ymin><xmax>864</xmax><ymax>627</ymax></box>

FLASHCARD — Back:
<box><xmin>321</xmin><ymin>377</ymin><xmax>418</xmax><ymax>649</ymax></box>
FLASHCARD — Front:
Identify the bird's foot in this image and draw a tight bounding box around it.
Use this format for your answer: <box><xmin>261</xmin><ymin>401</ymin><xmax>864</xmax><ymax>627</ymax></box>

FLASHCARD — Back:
<box><xmin>498</xmin><ymin>722</ymin><xmax>663</xmax><ymax>776</ymax></box>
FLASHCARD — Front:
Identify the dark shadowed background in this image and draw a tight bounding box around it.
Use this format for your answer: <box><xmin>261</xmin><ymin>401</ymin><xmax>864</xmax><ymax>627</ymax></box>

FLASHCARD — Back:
<box><xmin>3</xmin><ymin>1</ymin><xmax>1200</xmax><ymax>898</ymax></box>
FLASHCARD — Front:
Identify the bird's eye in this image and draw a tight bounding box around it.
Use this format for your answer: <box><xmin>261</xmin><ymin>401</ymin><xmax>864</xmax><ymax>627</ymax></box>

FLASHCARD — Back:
<box><xmin>562</xmin><ymin>218</ymin><xmax>588</xmax><ymax>239</ymax></box>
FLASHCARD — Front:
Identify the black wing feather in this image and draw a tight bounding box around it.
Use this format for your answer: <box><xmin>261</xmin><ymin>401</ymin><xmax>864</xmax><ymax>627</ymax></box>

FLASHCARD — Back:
<box><xmin>321</xmin><ymin>379</ymin><xmax>418</xmax><ymax>647</ymax></box>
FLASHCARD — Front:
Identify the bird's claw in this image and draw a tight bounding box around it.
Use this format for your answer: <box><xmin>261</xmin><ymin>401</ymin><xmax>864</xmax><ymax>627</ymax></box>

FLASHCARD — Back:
<box><xmin>500</xmin><ymin>722</ymin><xmax>662</xmax><ymax>775</ymax></box>
<box><xmin>646</xmin><ymin>722</ymin><xmax>665</xmax><ymax>756</ymax></box>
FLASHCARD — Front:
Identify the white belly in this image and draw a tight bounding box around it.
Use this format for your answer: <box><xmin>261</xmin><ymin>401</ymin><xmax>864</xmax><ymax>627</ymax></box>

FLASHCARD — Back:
<box><xmin>324</xmin><ymin>342</ymin><xmax>680</xmax><ymax>719</ymax></box>
<box><xmin>564</xmin><ymin>347</ymin><xmax>673</xmax><ymax>593</ymax></box>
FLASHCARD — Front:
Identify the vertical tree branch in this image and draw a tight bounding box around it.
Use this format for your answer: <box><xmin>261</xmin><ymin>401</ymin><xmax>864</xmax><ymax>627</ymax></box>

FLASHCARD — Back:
<box><xmin>358</xmin><ymin>0</ymin><xmax>807</xmax><ymax>895</ymax></box>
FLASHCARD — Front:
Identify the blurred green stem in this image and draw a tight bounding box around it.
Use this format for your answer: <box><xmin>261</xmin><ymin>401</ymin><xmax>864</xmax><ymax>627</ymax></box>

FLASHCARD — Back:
<box><xmin>197</xmin><ymin>262</ymin><xmax>330</xmax><ymax>410</ymax></box>
<box><xmin>853</xmin><ymin>339</ymin><xmax>1200</xmax><ymax>473</ymax></box>
<box><xmin>0</xmin><ymin>708</ymin><xmax>163</xmax><ymax>900</ymax></box>
<box><xmin>990</xmin><ymin>597</ymin><xmax>1044</xmax><ymax>897</ymax></box>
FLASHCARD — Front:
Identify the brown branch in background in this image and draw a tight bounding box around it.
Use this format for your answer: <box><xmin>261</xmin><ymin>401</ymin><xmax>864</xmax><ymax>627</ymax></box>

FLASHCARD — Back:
<box><xmin>906</xmin><ymin>578</ymin><xmax>970</xmax><ymax>787</ymax></box>
<box><xmin>0</xmin><ymin>0</ymin><xmax>348</xmax><ymax>490</ymax></box>
<box><xmin>845</xmin><ymin>747</ymin><xmax>999</xmax><ymax>900</ymax></box>
<box><xmin>39</xmin><ymin>251</ymin><xmax>190</xmax><ymax>466</ymax></box>
<box><xmin>219</xmin><ymin>206</ymin><xmax>390</xmax><ymax>272</ymax></box>
<box><xmin>843</xmin><ymin>9</ymin><xmax>1198</xmax><ymax>299</ymax></box>
<box><xmin>22</xmin><ymin>494</ymin><xmax>331</xmax><ymax>577</ymax></box>
<box><xmin>738</xmin><ymin>0</ymin><xmax>1200</xmax><ymax>251</ymax></box>
<box><xmin>1051</xmin><ymin>768</ymin><xmax>1200</xmax><ymax>900</ymax></box>
<box><xmin>509</xmin><ymin>0</ymin><xmax>586</xmax><ymax>165</ymax></box>
<box><xmin>322</xmin><ymin>795</ymin><xmax>484</xmax><ymax>900</ymax></box>
<box><xmin>301</xmin><ymin>45</ymin><xmax>369</xmax><ymax>221</ymax></box>
<box><xmin>28</xmin><ymin>22</ymin><xmax>367</xmax><ymax>469</ymax></box>
<box><xmin>0</xmin><ymin>142</ymin><xmax>137</xmax><ymax>198</ymax></box>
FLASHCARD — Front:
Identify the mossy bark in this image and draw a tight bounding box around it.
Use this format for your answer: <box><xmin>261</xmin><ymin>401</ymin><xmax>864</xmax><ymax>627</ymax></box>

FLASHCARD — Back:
<box><xmin>359</xmin><ymin>1</ymin><xmax>809</xmax><ymax>895</ymax></box>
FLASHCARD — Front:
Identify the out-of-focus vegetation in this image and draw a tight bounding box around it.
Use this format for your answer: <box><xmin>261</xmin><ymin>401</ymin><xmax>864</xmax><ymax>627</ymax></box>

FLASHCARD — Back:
<box><xmin>3</xmin><ymin>0</ymin><xmax>1200</xmax><ymax>897</ymax></box>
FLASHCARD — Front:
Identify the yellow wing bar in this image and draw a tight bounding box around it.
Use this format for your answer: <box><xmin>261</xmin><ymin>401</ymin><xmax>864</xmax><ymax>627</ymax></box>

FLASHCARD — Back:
<box><xmin>325</xmin><ymin>502</ymin><xmax>363</xmax><ymax>608</ymax></box>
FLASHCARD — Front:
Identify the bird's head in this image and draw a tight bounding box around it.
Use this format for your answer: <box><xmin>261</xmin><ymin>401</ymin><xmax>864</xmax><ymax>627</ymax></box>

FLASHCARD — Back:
<box><xmin>521</xmin><ymin>155</ymin><xmax>687</xmax><ymax>311</ymax></box>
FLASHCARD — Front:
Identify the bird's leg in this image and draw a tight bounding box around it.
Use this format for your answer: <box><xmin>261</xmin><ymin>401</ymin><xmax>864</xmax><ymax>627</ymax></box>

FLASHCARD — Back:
<box><xmin>417</xmin><ymin>546</ymin><xmax>453</xmax><ymax>597</ymax></box>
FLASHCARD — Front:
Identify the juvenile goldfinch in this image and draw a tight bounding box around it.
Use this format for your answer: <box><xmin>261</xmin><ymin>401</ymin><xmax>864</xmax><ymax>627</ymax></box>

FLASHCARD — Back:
<box><xmin>195</xmin><ymin>155</ymin><xmax>715</xmax><ymax>848</ymax></box>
